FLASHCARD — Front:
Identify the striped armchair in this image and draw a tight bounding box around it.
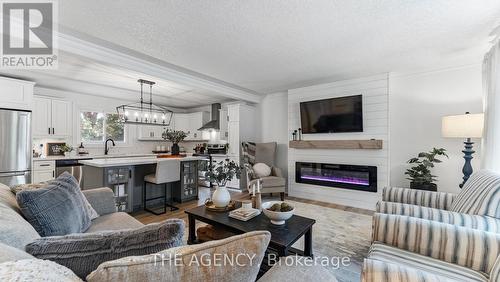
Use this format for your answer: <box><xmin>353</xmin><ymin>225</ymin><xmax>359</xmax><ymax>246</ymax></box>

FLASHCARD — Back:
<box><xmin>362</xmin><ymin>213</ymin><xmax>500</xmax><ymax>282</ymax></box>
<box><xmin>377</xmin><ymin>170</ymin><xmax>500</xmax><ymax>232</ymax></box>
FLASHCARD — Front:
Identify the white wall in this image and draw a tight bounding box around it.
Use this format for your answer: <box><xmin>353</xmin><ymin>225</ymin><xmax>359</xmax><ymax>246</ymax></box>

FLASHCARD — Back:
<box><xmin>389</xmin><ymin>65</ymin><xmax>483</xmax><ymax>194</ymax></box>
<box><xmin>259</xmin><ymin>92</ymin><xmax>289</xmax><ymax>183</ymax></box>
<box><xmin>33</xmin><ymin>87</ymin><xmax>200</xmax><ymax>155</ymax></box>
<box><xmin>288</xmin><ymin>74</ymin><xmax>389</xmax><ymax>209</ymax></box>
<box><xmin>258</xmin><ymin>65</ymin><xmax>483</xmax><ymax>208</ymax></box>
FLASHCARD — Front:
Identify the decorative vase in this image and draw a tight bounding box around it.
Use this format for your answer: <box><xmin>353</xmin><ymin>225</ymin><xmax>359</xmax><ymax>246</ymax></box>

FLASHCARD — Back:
<box><xmin>212</xmin><ymin>185</ymin><xmax>231</xmax><ymax>207</ymax></box>
<box><xmin>64</xmin><ymin>152</ymin><xmax>70</xmax><ymax>157</ymax></box>
<box><xmin>171</xmin><ymin>143</ymin><xmax>180</xmax><ymax>155</ymax></box>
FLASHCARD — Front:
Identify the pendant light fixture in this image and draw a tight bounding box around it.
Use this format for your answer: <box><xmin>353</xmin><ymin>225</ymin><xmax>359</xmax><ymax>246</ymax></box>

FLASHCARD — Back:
<box><xmin>116</xmin><ymin>79</ymin><xmax>173</xmax><ymax>126</ymax></box>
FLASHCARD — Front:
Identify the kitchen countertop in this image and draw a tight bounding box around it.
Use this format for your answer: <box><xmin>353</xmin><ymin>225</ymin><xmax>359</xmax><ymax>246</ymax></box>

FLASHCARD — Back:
<box><xmin>33</xmin><ymin>153</ymin><xmax>166</xmax><ymax>161</ymax></box>
<box><xmin>79</xmin><ymin>155</ymin><xmax>208</xmax><ymax>168</ymax></box>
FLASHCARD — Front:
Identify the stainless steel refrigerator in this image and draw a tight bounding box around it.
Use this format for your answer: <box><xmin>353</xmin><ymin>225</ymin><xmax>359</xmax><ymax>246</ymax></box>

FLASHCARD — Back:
<box><xmin>0</xmin><ymin>109</ymin><xmax>31</xmax><ymax>186</ymax></box>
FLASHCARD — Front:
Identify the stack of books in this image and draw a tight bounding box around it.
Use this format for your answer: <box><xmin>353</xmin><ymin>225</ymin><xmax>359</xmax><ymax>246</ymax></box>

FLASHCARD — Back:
<box><xmin>229</xmin><ymin>208</ymin><xmax>260</xmax><ymax>221</ymax></box>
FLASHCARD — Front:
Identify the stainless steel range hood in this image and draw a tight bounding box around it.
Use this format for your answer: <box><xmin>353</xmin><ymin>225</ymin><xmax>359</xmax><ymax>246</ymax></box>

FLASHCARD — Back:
<box><xmin>198</xmin><ymin>103</ymin><xmax>221</xmax><ymax>131</ymax></box>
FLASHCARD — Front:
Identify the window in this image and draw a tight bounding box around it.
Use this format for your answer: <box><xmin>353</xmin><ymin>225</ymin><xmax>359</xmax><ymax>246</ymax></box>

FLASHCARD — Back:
<box><xmin>80</xmin><ymin>112</ymin><xmax>125</xmax><ymax>143</ymax></box>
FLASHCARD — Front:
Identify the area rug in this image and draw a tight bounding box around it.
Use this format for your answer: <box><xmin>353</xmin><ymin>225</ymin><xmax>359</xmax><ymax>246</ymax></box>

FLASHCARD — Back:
<box><xmin>287</xmin><ymin>200</ymin><xmax>372</xmax><ymax>282</ymax></box>
<box><xmin>185</xmin><ymin>200</ymin><xmax>372</xmax><ymax>282</ymax></box>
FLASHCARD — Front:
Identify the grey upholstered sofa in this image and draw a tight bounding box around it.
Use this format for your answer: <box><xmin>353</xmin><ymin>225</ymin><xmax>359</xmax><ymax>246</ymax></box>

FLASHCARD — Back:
<box><xmin>0</xmin><ymin>183</ymin><xmax>184</xmax><ymax>278</ymax></box>
<box><xmin>1</xmin><ymin>182</ymin><xmax>336</xmax><ymax>281</ymax></box>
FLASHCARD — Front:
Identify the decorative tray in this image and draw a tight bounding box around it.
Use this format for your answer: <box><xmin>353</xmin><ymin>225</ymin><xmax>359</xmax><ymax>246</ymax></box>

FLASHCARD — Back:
<box><xmin>157</xmin><ymin>154</ymin><xmax>187</xmax><ymax>158</ymax></box>
<box><xmin>152</xmin><ymin>150</ymin><xmax>170</xmax><ymax>154</ymax></box>
<box><xmin>204</xmin><ymin>200</ymin><xmax>237</xmax><ymax>212</ymax></box>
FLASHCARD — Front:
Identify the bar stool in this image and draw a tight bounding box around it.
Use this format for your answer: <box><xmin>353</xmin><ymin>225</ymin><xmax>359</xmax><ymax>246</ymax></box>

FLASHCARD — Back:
<box><xmin>143</xmin><ymin>160</ymin><xmax>180</xmax><ymax>215</ymax></box>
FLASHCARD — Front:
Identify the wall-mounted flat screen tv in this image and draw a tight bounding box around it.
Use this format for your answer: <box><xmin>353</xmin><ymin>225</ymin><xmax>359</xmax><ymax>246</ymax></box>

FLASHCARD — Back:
<box><xmin>300</xmin><ymin>94</ymin><xmax>363</xmax><ymax>134</ymax></box>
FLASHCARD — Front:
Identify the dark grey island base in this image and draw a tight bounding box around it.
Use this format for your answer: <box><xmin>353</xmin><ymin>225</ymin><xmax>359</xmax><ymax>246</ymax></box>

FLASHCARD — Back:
<box><xmin>81</xmin><ymin>157</ymin><xmax>206</xmax><ymax>213</ymax></box>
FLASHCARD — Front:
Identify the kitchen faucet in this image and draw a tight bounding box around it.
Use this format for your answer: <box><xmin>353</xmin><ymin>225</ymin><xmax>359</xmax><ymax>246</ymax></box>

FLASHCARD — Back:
<box><xmin>104</xmin><ymin>138</ymin><xmax>115</xmax><ymax>155</ymax></box>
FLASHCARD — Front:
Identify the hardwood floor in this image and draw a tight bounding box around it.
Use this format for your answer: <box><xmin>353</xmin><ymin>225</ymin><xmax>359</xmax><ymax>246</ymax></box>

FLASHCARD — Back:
<box><xmin>132</xmin><ymin>187</ymin><xmax>373</xmax><ymax>225</ymax></box>
<box><xmin>132</xmin><ymin>187</ymin><xmax>247</xmax><ymax>224</ymax></box>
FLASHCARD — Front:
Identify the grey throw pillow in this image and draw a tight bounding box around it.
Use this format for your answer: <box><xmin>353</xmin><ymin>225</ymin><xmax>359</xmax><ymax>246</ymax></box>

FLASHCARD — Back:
<box><xmin>11</xmin><ymin>177</ymin><xmax>99</xmax><ymax>220</ymax></box>
<box><xmin>50</xmin><ymin>173</ymin><xmax>99</xmax><ymax>220</ymax></box>
<box><xmin>16</xmin><ymin>172</ymin><xmax>94</xmax><ymax>237</ymax></box>
<box><xmin>26</xmin><ymin>219</ymin><xmax>185</xmax><ymax>279</ymax></box>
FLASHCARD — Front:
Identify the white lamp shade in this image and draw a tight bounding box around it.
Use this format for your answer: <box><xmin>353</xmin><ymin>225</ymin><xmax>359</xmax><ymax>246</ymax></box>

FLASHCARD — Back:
<box><xmin>442</xmin><ymin>113</ymin><xmax>484</xmax><ymax>138</ymax></box>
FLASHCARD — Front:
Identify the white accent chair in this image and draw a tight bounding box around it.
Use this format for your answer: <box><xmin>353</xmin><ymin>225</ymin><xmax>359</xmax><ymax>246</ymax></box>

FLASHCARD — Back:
<box><xmin>143</xmin><ymin>160</ymin><xmax>180</xmax><ymax>215</ymax></box>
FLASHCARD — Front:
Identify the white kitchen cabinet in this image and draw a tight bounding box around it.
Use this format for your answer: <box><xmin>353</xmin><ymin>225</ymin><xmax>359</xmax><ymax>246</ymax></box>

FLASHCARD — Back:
<box><xmin>188</xmin><ymin>112</ymin><xmax>209</xmax><ymax>140</ymax></box>
<box><xmin>0</xmin><ymin>77</ymin><xmax>34</xmax><ymax>111</ymax></box>
<box><xmin>225</xmin><ymin>104</ymin><xmax>256</xmax><ymax>190</ymax></box>
<box><xmin>173</xmin><ymin>112</ymin><xmax>209</xmax><ymax>141</ymax></box>
<box><xmin>226</xmin><ymin>103</ymin><xmax>256</xmax><ymax>157</ymax></box>
<box><xmin>33</xmin><ymin>170</ymin><xmax>55</xmax><ymax>183</ymax></box>
<box><xmin>228</xmin><ymin>121</ymin><xmax>239</xmax><ymax>156</ymax></box>
<box><xmin>138</xmin><ymin>125</ymin><xmax>157</xmax><ymax>140</ymax></box>
<box><xmin>219</xmin><ymin>109</ymin><xmax>228</xmax><ymax>141</ymax></box>
<box><xmin>32</xmin><ymin>97</ymin><xmax>51</xmax><ymax>136</ymax></box>
<box><xmin>32</xmin><ymin>160</ymin><xmax>55</xmax><ymax>183</ymax></box>
<box><xmin>51</xmin><ymin>99</ymin><xmax>72</xmax><ymax>137</ymax></box>
<box><xmin>173</xmin><ymin>113</ymin><xmax>190</xmax><ymax>133</ymax></box>
<box><xmin>228</xmin><ymin>105</ymin><xmax>240</xmax><ymax>122</ymax></box>
<box><xmin>137</xmin><ymin>125</ymin><xmax>170</xmax><ymax>141</ymax></box>
<box><xmin>32</xmin><ymin>96</ymin><xmax>72</xmax><ymax>138</ymax></box>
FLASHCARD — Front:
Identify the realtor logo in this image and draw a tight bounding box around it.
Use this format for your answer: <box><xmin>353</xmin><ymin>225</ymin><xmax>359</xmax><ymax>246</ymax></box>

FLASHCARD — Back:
<box><xmin>1</xmin><ymin>0</ymin><xmax>58</xmax><ymax>69</ymax></box>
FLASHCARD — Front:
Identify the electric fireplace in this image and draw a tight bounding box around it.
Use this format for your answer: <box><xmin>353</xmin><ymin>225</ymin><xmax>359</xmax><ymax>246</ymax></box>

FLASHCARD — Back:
<box><xmin>295</xmin><ymin>162</ymin><xmax>377</xmax><ymax>192</ymax></box>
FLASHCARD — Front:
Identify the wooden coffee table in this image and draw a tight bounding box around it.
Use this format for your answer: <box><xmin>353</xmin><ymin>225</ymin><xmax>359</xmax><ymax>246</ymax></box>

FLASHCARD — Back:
<box><xmin>185</xmin><ymin>205</ymin><xmax>315</xmax><ymax>257</ymax></box>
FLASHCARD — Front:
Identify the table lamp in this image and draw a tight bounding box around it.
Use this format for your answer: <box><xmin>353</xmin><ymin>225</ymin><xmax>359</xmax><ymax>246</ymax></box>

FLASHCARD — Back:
<box><xmin>442</xmin><ymin>112</ymin><xmax>484</xmax><ymax>188</ymax></box>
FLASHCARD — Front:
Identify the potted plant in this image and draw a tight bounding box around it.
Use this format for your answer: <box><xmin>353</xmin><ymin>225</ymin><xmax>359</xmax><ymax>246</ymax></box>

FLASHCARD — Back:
<box><xmin>405</xmin><ymin>148</ymin><xmax>448</xmax><ymax>191</ymax></box>
<box><xmin>205</xmin><ymin>159</ymin><xmax>242</xmax><ymax>207</ymax></box>
<box><xmin>60</xmin><ymin>144</ymin><xmax>74</xmax><ymax>157</ymax></box>
<box><xmin>162</xmin><ymin>130</ymin><xmax>188</xmax><ymax>155</ymax></box>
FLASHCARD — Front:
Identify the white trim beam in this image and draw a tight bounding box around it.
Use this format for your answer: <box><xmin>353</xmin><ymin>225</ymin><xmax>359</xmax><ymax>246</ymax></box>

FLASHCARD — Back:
<box><xmin>58</xmin><ymin>32</ymin><xmax>261</xmax><ymax>104</ymax></box>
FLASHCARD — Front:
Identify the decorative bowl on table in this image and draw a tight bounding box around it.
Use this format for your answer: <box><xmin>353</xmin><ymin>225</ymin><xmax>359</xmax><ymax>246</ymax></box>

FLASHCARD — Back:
<box><xmin>262</xmin><ymin>201</ymin><xmax>295</xmax><ymax>225</ymax></box>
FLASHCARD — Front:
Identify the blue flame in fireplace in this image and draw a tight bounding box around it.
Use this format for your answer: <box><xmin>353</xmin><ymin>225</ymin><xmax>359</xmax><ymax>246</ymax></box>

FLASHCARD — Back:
<box><xmin>300</xmin><ymin>174</ymin><xmax>370</xmax><ymax>186</ymax></box>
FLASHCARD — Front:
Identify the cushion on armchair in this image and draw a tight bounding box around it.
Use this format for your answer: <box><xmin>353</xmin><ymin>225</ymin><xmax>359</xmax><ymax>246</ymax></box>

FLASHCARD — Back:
<box><xmin>25</xmin><ymin>219</ymin><xmax>184</xmax><ymax>279</ymax></box>
<box><xmin>260</xmin><ymin>176</ymin><xmax>286</xmax><ymax>188</ymax></box>
<box><xmin>253</xmin><ymin>163</ymin><xmax>271</xmax><ymax>177</ymax></box>
<box><xmin>450</xmin><ymin>170</ymin><xmax>500</xmax><ymax>218</ymax></box>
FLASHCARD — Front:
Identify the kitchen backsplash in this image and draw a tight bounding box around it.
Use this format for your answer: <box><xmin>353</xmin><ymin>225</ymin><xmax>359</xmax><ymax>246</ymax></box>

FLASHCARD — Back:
<box><xmin>33</xmin><ymin>138</ymin><xmax>207</xmax><ymax>157</ymax></box>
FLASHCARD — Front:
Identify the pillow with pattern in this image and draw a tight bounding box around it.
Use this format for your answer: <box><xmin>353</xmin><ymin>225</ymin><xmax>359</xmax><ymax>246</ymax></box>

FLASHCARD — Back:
<box><xmin>12</xmin><ymin>177</ymin><xmax>98</xmax><ymax>220</ymax></box>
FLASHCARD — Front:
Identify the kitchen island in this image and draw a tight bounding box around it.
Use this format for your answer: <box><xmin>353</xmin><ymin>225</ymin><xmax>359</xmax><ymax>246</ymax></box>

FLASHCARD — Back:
<box><xmin>81</xmin><ymin>155</ymin><xmax>209</xmax><ymax>212</ymax></box>
<box><xmin>79</xmin><ymin>155</ymin><xmax>206</xmax><ymax>168</ymax></box>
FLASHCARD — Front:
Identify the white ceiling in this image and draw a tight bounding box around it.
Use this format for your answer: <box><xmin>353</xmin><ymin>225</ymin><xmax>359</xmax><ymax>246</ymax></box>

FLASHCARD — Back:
<box><xmin>0</xmin><ymin>52</ymin><xmax>235</xmax><ymax>108</ymax></box>
<box><xmin>56</xmin><ymin>0</ymin><xmax>500</xmax><ymax>94</ymax></box>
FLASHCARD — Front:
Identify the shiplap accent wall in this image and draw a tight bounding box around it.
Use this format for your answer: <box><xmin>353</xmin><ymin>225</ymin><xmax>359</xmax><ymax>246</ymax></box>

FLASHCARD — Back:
<box><xmin>287</xmin><ymin>74</ymin><xmax>389</xmax><ymax>210</ymax></box>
